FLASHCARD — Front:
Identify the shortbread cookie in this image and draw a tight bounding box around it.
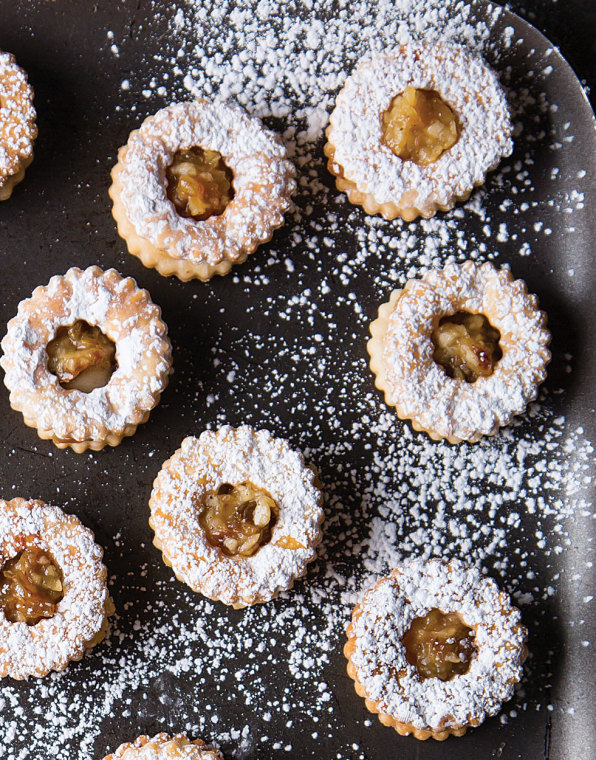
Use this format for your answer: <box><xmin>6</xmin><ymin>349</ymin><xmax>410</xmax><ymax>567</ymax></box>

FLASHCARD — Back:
<box><xmin>325</xmin><ymin>43</ymin><xmax>512</xmax><ymax>220</ymax></box>
<box><xmin>149</xmin><ymin>425</ymin><xmax>324</xmax><ymax>608</ymax></box>
<box><xmin>1</xmin><ymin>266</ymin><xmax>172</xmax><ymax>452</ymax></box>
<box><xmin>102</xmin><ymin>733</ymin><xmax>223</xmax><ymax>760</ymax></box>
<box><xmin>368</xmin><ymin>261</ymin><xmax>551</xmax><ymax>443</ymax></box>
<box><xmin>0</xmin><ymin>51</ymin><xmax>37</xmax><ymax>200</ymax></box>
<box><xmin>345</xmin><ymin>558</ymin><xmax>527</xmax><ymax>740</ymax></box>
<box><xmin>0</xmin><ymin>498</ymin><xmax>114</xmax><ymax>679</ymax></box>
<box><xmin>110</xmin><ymin>100</ymin><xmax>296</xmax><ymax>281</ymax></box>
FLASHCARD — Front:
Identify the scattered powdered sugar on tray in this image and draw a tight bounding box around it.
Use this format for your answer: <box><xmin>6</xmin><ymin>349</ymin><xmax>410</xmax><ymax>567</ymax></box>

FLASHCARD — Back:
<box><xmin>131</xmin><ymin>0</ymin><xmax>501</xmax><ymax>142</ymax></box>
<box><xmin>0</xmin><ymin>394</ymin><xmax>592</xmax><ymax>758</ymax></box>
<box><xmin>0</xmin><ymin>0</ymin><xmax>593</xmax><ymax>759</ymax></box>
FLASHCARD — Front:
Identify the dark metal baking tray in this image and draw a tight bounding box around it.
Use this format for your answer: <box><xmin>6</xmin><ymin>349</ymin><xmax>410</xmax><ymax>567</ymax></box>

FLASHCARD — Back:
<box><xmin>0</xmin><ymin>1</ymin><xmax>594</xmax><ymax>759</ymax></box>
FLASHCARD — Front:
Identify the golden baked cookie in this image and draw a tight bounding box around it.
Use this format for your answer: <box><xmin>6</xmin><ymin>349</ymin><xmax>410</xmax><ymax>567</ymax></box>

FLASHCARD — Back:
<box><xmin>325</xmin><ymin>43</ymin><xmax>512</xmax><ymax>220</ymax></box>
<box><xmin>0</xmin><ymin>497</ymin><xmax>114</xmax><ymax>680</ymax></box>
<box><xmin>344</xmin><ymin>558</ymin><xmax>528</xmax><ymax>740</ymax></box>
<box><xmin>367</xmin><ymin>261</ymin><xmax>551</xmax><ymax>443</ymax></box>
<box><xmin>149</xmin><ymin>425</ymin><xmax>324</xmax><ymax>608</ymax></box>
<box><xmin>102</xmin><ymin>733</ymin><xmax>223</xmax><ymax>760</ymax></box>
<box><xmin>109</xmin><ymin>100</ymin><xmax>296</xmax><ymax>281</ymax></box>
<box><xmin>0</xmin><ymin>265</ymin><xmax>172</xmax><ymax>453</ymax></box>
<box><xmin>0</xmin><ymin>51</ymin><xmax>37</xmax><ymax>200</ymax></box>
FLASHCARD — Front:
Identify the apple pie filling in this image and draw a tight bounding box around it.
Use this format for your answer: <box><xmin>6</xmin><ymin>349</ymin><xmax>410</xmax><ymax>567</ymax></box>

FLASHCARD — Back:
<box><xmin>166</xmin><ymin>146</ymin><xmax>234</xmax><ymax>221</ymax></box>
<box><xmin>402</xmin><ymin>607</ymin><xmax>476</xmax><ymax>681</ymax></box>
<box><xmin>0</xmin><ymin>546</ymin><xmax>64</xmax><ymax>625</ymax></box>
<box><xmin>381</xmin><ymin>86</ymin><xmax>459</xmax><ymax>166</ymax></box>
<box><xmin>46</xmin><ymin>320</ymin><xmax>117</xmax><ymax>392</ymax></box>
<box><xmin>199</xmin><ymin>481</ymin><xmax>277</xmax><ymax>558</ymax></box>
<box><xmin>431</xmin><ymin>311</ymin><xmax>502</xmax><ymax>383</ymax></box>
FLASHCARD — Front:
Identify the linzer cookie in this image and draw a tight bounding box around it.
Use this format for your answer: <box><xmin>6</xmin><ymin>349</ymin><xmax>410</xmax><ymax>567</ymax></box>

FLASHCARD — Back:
<box><xmin>344</xmin><ymin>558</ymin><xmax>528</xmax><ymax>740</ymax></box>
<box><xmin>101</xmin><ymin>734</ymin><xmax>223</xmax><ymax>760</ymax></box>
<box><xmin>0</xmin><ymin>51</ymin><xmax>37</xmax><ymax>201</ymax></box>
<box><xmin>0</xmin><ymin>266</ymin><xmax>172</xmax><ymax>452</ymax></box>
<box><xmin>149</xmin><ymin>425</ymin><xmax>324</xmax><ymax>608</ymax></box>
<box><xmin>367</xmin><ymin>261</ymin><xmax>551</xmax><ymax>443</ymax></box>
<box><xmin>325</xmin><ymin>43</ymin><xmax>513</xmax><ymax>220</ymax></box>
<box><xmin>0</xmin><ymin>498</ymin><xmax>114</xmax><ymax>679</ymax></box>
<box><xmin>109</xmin><ymin>100</ymin><xmax>296</xmax><ymax>281</ymax></box>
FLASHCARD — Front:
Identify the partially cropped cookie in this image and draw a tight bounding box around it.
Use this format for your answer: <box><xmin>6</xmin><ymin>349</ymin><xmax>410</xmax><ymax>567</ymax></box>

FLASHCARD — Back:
<box><xmin>0</xmin><ymin>51</ymin><xmax>37</xmax><ymax>200</ymax></box>
<box><xmin>149</xmin><ymin>425</ymin><xmax>324</xmax><ymax>608</ymax></box>
<box><xmin>110</xmin><ymin>100</ymin><xmax>296</xmax><ymax>281</ymax></box>
<box><xmin>102</xmin><ymin>733</ymin><xmax>223</xmax><ymax>760</ymax></box>
<box><xmin>1</xmin><ymin>266</ymin><xmax>172</xmax><ymax>452</ymax></box>
<box><xmin>368</xmin><ymin>261</ymin><xmax>551</xmax><ymax>443</ymax></box>
<box><xmin>0</xmin><ymin>498</ymin><xmax>114</xmax><ymax>679</ymax></box>
<box><xmin>345</xmin><ymin>558</ymin><xmax>527</xmax><ymax>740</ymax></box>
<box><xmin>325</xmin><ymin>43</ymin><xmax>512</xmax><ymax>220</ymax></box>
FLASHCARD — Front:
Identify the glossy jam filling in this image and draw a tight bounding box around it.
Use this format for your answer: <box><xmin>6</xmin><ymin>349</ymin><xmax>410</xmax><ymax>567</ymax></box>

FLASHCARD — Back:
<box><xmin>46</xmin><ymin>320</ymin><xmax>117</xmax><ymax>392</ymax></box>
<box><xmin>431</xmin><ymin>311</ymin><xmax>502</xmax><ymax>383</ymax></box>
<box><xmin>166</xmin><ymin>146</ymin><xmax>234</xmax><ymax>221</ymax></box>
<box><xmin>0</xmin><ymin>546</ymin><xmax>64</xmax><ymax>625</ymax></box>
<box><xmin>381</xmin><ymin>86</ymin><xmax>459</xmax><ymax>165</ymax></box>
<box><xmin>402</xmin><ymin>608</ymin><xmax>477</xmax><ymax>681</ymax></box>
<box><xmin>199</xmin><ymin>481</ymin><xmax>277</xmax><ymax>557</ymax></box>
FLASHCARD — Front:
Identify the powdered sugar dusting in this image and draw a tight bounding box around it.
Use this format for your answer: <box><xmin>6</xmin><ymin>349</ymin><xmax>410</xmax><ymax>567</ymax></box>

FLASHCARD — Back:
<box><xmin>163</xmin><ymin>0</ymin><xmax>501</xmax><ymax>143</ymax></box>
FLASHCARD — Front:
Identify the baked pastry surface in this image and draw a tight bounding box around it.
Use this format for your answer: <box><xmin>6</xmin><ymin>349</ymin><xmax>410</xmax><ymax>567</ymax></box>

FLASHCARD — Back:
<box><xmin>149</xmin><ymin>425</ymin><xmax>324</xmax><ymax>608</ymax></box>
<box><xmin>0</xmin><ymin>51</ymin><xmax>37</xmax><ymax>201</ymax></box>
<box><xmin>0</xmin><ymin>497</ymin><xmax>113</xmax><ymax>679</ymax></box>
<box><xmin>110</xmin><ymin>100</ymin><xmax>296</xmax><ymax>281</ymax></box>
<box><xmin>367</xmin><ymin>261</ymin><xmax>551</xmax><ymax>443</ymax></box>
<box><xmin>1</xmin><ymin>265</ymin><xmax>172</xmax><ymax>452</ymax></box>
<box><xmin>344</xmin><ymin>558</ymin><xmax>527</xmax><ymax>740</ymax></box>
<box><xmin>325</xmin><ymin>43</ymin><xmax>512</xmax><ymax>220</ymax></box>
<box><xmin>102</xmin><ymin>733</ymin><xmax>223</xmax><ymax>760</ymax></box>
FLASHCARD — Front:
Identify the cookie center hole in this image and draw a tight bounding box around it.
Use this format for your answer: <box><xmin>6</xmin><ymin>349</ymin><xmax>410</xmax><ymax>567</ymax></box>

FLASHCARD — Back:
<box><xmin>166</xmin><ymin>146</ymin><xmax>235</xmax><ymax>221</ymax></box>
<box><xmin>431</xmin><ymin>311</ymin><xmax>502</xmax><ymax>383</ymax></box>
<box><xmin>0</xmin><ymin>546</ymin><xmax>64</xmax><ymax>625</ymax></box>
<box><xmin>199</xmin><ymin>481</ymin><xmax>277</xmax><ymax>557</ymax></box>
<box><xmin>46</xmin><ymin>320</ymin><xmax>117</xmax><ymax>392</ymax></box>
<box><xmin>402</xmin><ymin>608</ymin><xmax>476</xmax><ymax>681</ymax></box>
<box><xmin>381</xmin><ymin>86</ymin><xmax>459</xmax><ymax>165</ymax></box>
